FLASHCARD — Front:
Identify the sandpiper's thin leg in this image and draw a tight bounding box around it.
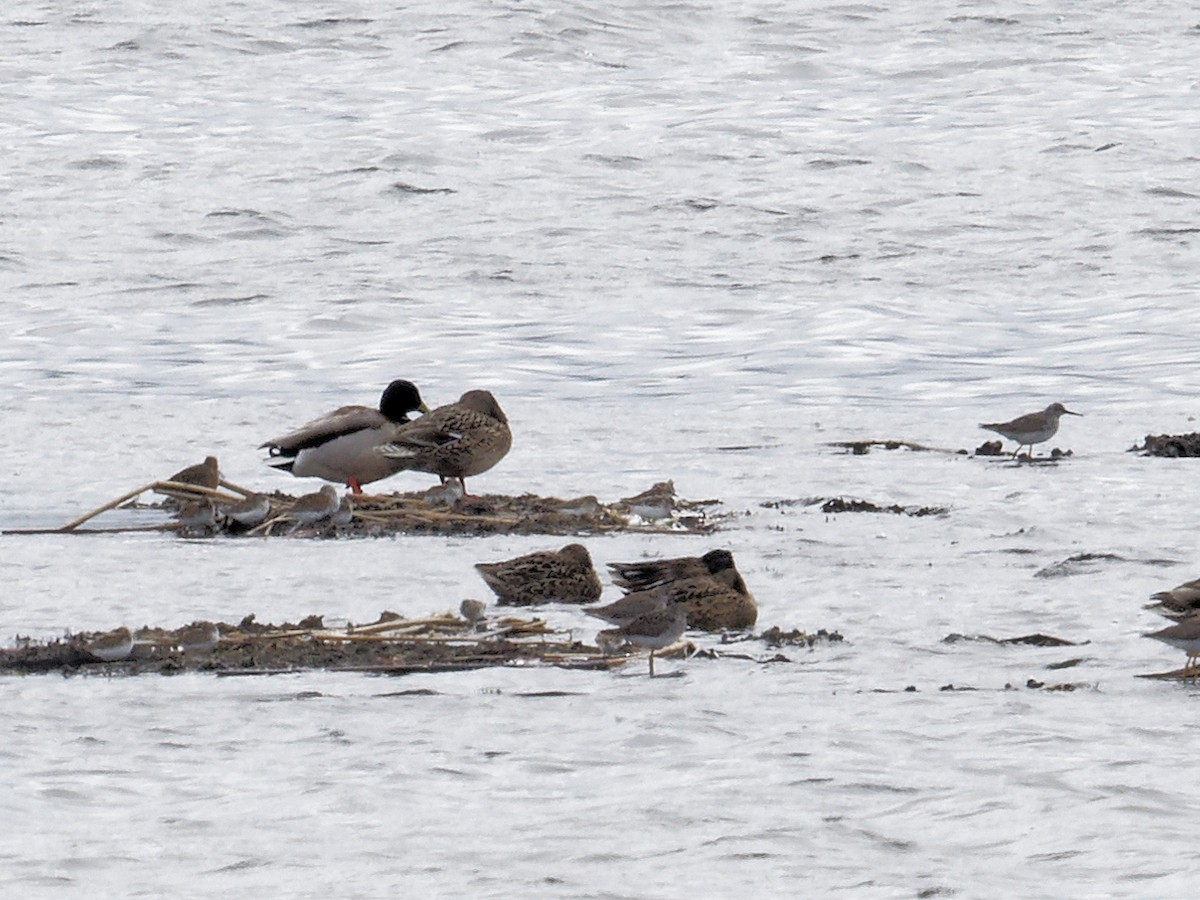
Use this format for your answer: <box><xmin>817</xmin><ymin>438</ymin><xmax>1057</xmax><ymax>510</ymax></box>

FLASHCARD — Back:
<box><xmin>648</xmin><ymin>650</ymin><xmax>656</xmax><ymax>677</ymax></box>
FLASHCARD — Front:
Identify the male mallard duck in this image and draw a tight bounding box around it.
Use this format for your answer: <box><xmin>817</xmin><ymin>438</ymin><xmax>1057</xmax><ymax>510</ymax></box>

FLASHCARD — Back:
<box><xmin>474</xmin><ymin>543</ymin><xmax>600</xmax><ymax>606</ymax></box>
<box><xmin>608</xmin><ymin>549</ymin><xmax>734</xmax><ymax>593</ymax></box>
<box><xmin>260</xmin><ymin>379</ymin><xmax>429</xmax><ymax>494</ymax></box>
<box><xmin>375</xmin><ymin>389</ymin><xmax>511</xmax><ymax>494</ymax></box>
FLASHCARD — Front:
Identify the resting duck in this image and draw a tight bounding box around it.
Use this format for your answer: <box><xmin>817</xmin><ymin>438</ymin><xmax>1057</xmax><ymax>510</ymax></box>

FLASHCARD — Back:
<box><xmin>375</xmin><ymin>389</ymin><xmax>511</xmax><ymax>494</ymax></box>
<box><xmin>474</xmin><ymin>543</ymin><xmax>600</xmax><ymax>606</ymax></box>
<box><xmin>260</xmin><ymin>379</ymin><xmax>429</xmax><ymax>494</ymax></box>
<box><xmin>607</xmin><ymin>549</ymin><xmax>734</xmax><ymax>593</ymax></box>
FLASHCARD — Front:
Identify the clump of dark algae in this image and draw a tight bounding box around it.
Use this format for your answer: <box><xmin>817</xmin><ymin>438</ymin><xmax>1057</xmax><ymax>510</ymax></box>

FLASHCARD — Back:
<box><xmin>761</xmin><ymin>497</ymin><xmax>947</xmax><ymax>517</ymax></box>
<box><xmin>1133</xmin><ymin>432</ymin><xmax>1200</xmax><ymax>457</ymax></box>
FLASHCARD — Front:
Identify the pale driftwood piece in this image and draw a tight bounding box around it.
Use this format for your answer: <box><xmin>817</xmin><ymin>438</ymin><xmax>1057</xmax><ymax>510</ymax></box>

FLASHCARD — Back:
<box><xmin>60</xmin><ymin>482</ymin><xmax>160</xmax><ymax>532</ymax></box>
<box><xmin>348</xmin><ymin>616</ymin><xmax>462</xmax><ymax>636</ymax></box>
<box><xmin>310</xmin><ymin>632</ymin><xmax>498</xmax><ymax>645</ymax></box>
<box><xmin>363</xmin><ymin>507</ymin><xmax>520</xmax><ymax>527</ymax></box>
<box><xmin>152</xmin><ymin>481</ymin><xmax>242</xmax><ymax>503</ymax></box>
<box><xmin>218</xmin><ymin>478</ymin><xmax>257</xmax><ymax>498</ymax></box>
<box><xmin>246</xmin><ymin>514</ymin><xmax>290</xmax><ymax>537</ymax></box>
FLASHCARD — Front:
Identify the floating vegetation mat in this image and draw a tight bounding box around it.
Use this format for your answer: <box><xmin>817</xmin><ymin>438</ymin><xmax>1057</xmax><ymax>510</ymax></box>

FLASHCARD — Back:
<box><xmin>5</xmin><ymin>479</ymin><xmax>727</xmax><ymax>539</ymax></box>
<box><xmin>0</xmin><ymin>612</ymin><xmax>845</xmax><ymax>677</ymax></box>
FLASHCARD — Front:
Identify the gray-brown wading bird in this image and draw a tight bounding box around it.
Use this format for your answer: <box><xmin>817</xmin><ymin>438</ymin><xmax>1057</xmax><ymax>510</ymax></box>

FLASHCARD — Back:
<box><xmin>375</xmin><ymin>390</ymin><xmax>511</xmax><ymax>495</ymax></box>
<box><xmin>174</xmin><ymin>621</ymin><xmax>221</xmax><ymax>655</ymax></box>
<box><xmin>84</xmin><ymin>627</ymin><xmax>134</xmax><ymax>663</ymax></box>
<box><xmin>260</xmin><ymin>379</ymin><xmax>429</xmax><ymax>494</ymax></box>
<box><xmin>167</xmin><ymin>456</ymin><xmax>220</xmax><ymax>490</ymax></box>
<box><xmin>1144</xmin><ymin>615</ymin><xmax>1200</xmax><ymax>675</ymax></box>
<box><xmin>599</xmin><ymin>604</ymin><xmax>689</xmax><ymax>676</ymax></box>
<box><xmin>979</xmin><ymin>402</ymin><xmax>1080</xmax><ymax>458</ymax></box>
<box><xmin>1145</xmin><ymin>577</ymin><xmax>1200</xmax><ymax>620</ymax></box>
<box><xmin>474</xmin><ymin>543</ymin><xmax>601</xmax><ymax>606</ymax></box>
<box><xmin>220</xmin><ymin>493</ymin><xmax>271</xmax><ymax>530</ymax></box>
<box><xmin>285</xmin><ymin>484</ymin><xmax>340</xmax><ymax>532</ymax></box>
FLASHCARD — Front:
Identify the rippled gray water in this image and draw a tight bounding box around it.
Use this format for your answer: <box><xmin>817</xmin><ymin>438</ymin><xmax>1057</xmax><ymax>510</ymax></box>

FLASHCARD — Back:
<box><xmin>4</xmin><ymin>1</ymin><xmax>1200</xmax><ymax>896</ymax></box>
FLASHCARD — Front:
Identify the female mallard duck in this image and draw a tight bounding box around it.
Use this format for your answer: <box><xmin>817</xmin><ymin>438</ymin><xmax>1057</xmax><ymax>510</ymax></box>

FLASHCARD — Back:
<box><xmin>375</xmin><ymin>389</ymin><xmax>511</xmax><ymax>494</ymax></box>
<box><xmin>474</xmin><ymin>543</ymin><xmax>601</xmax><ymax>606</ymax></box>
<box><xmin>260</xmin><ymin>379</ymin><xmax>429</xmax><ymax>494</ymax></box>
<box><xmin>607</xmin><ymin>548</ymin><xmax>734</xmax><ymax>593</ymax></box>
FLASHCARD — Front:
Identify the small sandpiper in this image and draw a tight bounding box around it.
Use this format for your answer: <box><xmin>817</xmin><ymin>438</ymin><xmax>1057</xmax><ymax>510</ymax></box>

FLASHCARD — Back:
<box><xmin>85</xmin><ymin>627</ymin><xmax>134</xmax><ymax>663</ymax></box>
<box><xmin>286</xmin><ymin>484</ymin><xmax>340</xmax><ymax>532</ymax></box>
<box><xmin>175</xmin><ymin>621</ymin><xmax>221</xmax><ymax>655</ymax></box>
<box><xmin>174</xmin><ymin>498</ymin><xmax>217</xmax><ymax>536</ymax></box>
<box><xmin>167</xmin><ymin>455</ymin><xmax>220</xmax><ymax>490</ymax></box>
<box><xmin>1144</xmin><ymin>577</ymin><xmax>1200</xmax><ymax>620</ymax></box>
<box><xmin>1144</xmin><ymin>615</ymin><xmax>1200</xmax><ymax>675</ymax></box>
<box><xmin>979</xmin><ymin>402</ymin><xmax>1081</xmax><ymax>459</ymax></box>
<box><xmin>599</xmin><ymin>604</ymin><xmax>688</xmax><ymax>677</ymax></box>
<box><xmin>584</xmin><ymin>590</ymin><xmax>669</xmax><ymax>627</ymax></box>
<box><xmin>459</xmin><ymin>599</ymin><xmax>487</xmax><ymax>629</ymax></box>
<box><xmin>222</xmin><ymin>493</ymin><xmax>271</xmax><ymax>530</ymax></box>
<box><xmin>330</xmin><ymin>495</ymin><xmax>354</xmax><ymax>529</ymax></box>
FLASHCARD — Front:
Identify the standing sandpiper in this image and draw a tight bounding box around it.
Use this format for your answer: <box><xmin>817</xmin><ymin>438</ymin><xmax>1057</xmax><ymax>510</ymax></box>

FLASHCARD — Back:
<box><xmin>599</xmin><ymin>604</ymin><xmax>689</xmax><ymax>677</ymax></box>
<box><xmin>980</xmin><ymin>402</ymin><xmax>1080</xmax><ymax>459</ymax></box>
<box><xmin>1145</xmin><ymin>615</ymin><xmax>1200</xmax><ymax>677</ymax></box>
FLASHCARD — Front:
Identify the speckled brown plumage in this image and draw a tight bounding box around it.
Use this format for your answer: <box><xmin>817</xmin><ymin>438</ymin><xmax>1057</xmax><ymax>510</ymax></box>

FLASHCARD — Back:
<box><xmin>607</xmin><ymin>549</ymin><xmax>734</xmax><ymax>593</ymax></box>
<box><xmin>613</xmin><ymin>568</ymin><xmax>754</xmax><ymax>632</ymax></box>
<box><xmin>475</xmin><ymin>543</ymin><xmax>601</xmax><ymax>606</ymax></box>
<box><xmin>376</xmin><ymin>389</ymin><xmax>511</xmax><ymax>493</ymax></box>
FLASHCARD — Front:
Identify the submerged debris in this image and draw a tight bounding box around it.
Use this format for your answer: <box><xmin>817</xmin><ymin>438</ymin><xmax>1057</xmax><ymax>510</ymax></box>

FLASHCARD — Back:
<box><xmin>827</xmin><ymin>439</ymin><xmax>958</xmax><ymax>455</ymax></box>
<box><xmin>776</xmin><ymin>496</ymin><xmax>949</xmax><ymax>517</ymax></box>
<box><xmin>942</xmin><ymin>633</ymin><xmax>1081</xmax><ymax>647</ymax></box>
<box><xmin>1034</xmin><ymin>552</ymin><xmax>1178</xmax><ymax>579</ymax></box>
<box><xmin>1134</xmin><ymin>432</ymin><xmax>1200</xmax><ymax>457</ymax></box>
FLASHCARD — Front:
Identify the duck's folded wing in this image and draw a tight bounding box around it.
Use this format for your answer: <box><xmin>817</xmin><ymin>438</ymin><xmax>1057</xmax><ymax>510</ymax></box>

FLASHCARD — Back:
<box><xmin>260</xmin><ymin>405</ymin><xmax>383</xmax><ymax>454</ymax></box>
<box><xmin>376</xmin><ymin>419</ymin><xmax>463</xmax><ymax>455</ymax></box>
